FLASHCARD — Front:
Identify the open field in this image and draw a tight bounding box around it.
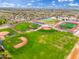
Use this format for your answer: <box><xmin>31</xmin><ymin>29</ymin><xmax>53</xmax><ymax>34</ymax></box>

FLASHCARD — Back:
<box><xmin>14</xmin><ymin>22</ymin><xmax>40</xmax><ymax>32</ymax></box>
<box><xmin>60</xmin><ymin>22</ymin><xmax>77</xmax><ymax>29</ymax></box>
<box><xmin>1</xmin><ymin>7</ymin><xmax>79</xmax><ymax>59</ymax></box>
<box><xmin>1</xmin><ymin>27</ymin><xmax>78</xmax><ymax>59</ymax></box>
<box><xmin>37</xmin><ymin>19</ymin><xmax>59</xmax><ymax>25</ymax></box>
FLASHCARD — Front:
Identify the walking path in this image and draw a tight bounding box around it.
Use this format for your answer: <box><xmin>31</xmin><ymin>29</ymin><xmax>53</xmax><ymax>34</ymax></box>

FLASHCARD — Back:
<box><xmin>67</xmin><ymin>42</ymin><xmax>79</xmax><ymax>59</ymax></box>
<box><xmin>74</xmin><ymin>30</ymin><xmax>79</xmax><ymax>37</ymax></box>
<box><xmin>53</xmin><ymin>21</ymin><xmax>65</xmax><ymax>31</ymax></box>
<box><xmin>0</xmin><ymin>24</ymin><xmax>11</xmax><ymax>29</ymax></box>
<box><xmin>26</xmin><ymin>27</ymin><xmax>42</xmax><ymax>33</ymax></box>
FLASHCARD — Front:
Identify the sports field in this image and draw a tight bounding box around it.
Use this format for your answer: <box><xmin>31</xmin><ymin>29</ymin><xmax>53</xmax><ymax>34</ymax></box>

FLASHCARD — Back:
<box><xmin>37</xmin><ymin>19</ymin><xmax>59</xmax><ymax>25</ymax></box>
<box><xmin>1</xmin><ymin>27</ymin><xmax>78</xmax><ymax>59</ymax></box>
<box><xmin>14</xmin><ymin>22</ymin><xmax>40</xmax><ymax>32</ymax></box>
<box><xmin>60</xmin><ymin>22</ymin><xmax>77</xmax><ymax>29</ymax></box>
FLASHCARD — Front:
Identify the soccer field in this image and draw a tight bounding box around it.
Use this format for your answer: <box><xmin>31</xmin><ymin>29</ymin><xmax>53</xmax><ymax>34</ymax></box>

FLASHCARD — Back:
<box><xmin>60</xmin><ymin>22</ymin><xmax>77</xmax><ymax>29</ymax></box>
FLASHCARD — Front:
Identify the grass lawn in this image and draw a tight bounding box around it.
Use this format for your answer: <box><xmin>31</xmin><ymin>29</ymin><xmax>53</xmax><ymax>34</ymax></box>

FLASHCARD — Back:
<box><xmin>0</xmin><ymin>28</ymin><xmax>18</xmax><ymax>36</ymax></box>
<box><xmin>14</xmin><ymin>22</ymin><xmax>40</xmax><ymax>32</ymax></box>
<box><xmin>37</xmin><ymin>19</ymin><xmax>59</xmax><ymax>25</ymax></box>
<box><xmin>60</xmin><ymin>22</ymin><xmax>77</xmax><ymax>29</ymax></box>
<box><xmin>2</xmin><ymin>29</ymin><xmax>79</xmax><ymax>59</ymax></box>
<box><xmin>42</xmin><ymin>18</ymin><xmax>53</xmax><ymax>21</ymax></box>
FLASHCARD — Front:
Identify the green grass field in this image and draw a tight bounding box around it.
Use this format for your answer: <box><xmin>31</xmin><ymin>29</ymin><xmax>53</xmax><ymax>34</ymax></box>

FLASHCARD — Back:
<box><xmin>60</xmin><ymin>22</ymin><xmax>77</xmax><ymax>29</ymax></box>
<box><xmin>14</xmin><ymin>22</ymin><xmax>40</xmax><ymax>32</ymax></box>
<box><xmin>37</xmin><ymin>19</ymin><xmax>59</xmax><ymax>25</ymax></box>
<box><xmin>1</xmin><ymin>28</ymin><xmax>78</xmax><ymax>59</ymax></box>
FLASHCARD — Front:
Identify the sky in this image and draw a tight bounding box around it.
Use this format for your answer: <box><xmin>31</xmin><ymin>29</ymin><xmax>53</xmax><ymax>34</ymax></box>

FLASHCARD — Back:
<box><xmin>0</xmin><ymin>0</ymin><xmax>79</xmax><ymax>9</ymax></box>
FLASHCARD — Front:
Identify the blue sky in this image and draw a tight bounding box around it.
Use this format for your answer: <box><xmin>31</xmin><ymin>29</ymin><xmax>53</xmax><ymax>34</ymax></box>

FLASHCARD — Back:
<box><xmin>0</xmin><ymin>0</ymin><xmax>79</xmax><ymax>8</ymax></box>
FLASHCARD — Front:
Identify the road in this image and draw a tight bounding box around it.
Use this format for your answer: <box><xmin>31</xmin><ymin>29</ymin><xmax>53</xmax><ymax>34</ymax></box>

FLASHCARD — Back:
<box><xmin>0</xmin><ymin>24</ymin><xmax>11</xmax><ymax>29</ymax></box>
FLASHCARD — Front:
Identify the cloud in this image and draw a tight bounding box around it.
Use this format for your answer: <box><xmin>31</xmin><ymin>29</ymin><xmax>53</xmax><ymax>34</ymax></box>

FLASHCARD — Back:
<box><xmin>58</xmin><ymin>0</ymin><xmax>74</xmax><ymax>2</ymax></box>
<box><xmin>0</xmin><ymin>2</ymin><xmax>25</xmax><ymax>7</ymax></box>
<box><xmin>27</xmin><ymin>0</ymin><xmax>36</xmax><ymax>3</ymax></box>
<box><xmin>52</xmin><ymin>1</ymin><xmax>56</xmax><ymax>5</ymax></box>
<box><xmin>24</xmin><ymin>0</ymin><xmax>41</xmax><ymax>2</ymax></box>
<box><xmin>46</xmin><ymin>1</ymin><xmax>56</xmax><ymax>8</ymax></box>
<box><xmin>68</xmin><ymin>3</ymin><xmax>79</xmax><ymax>7</ymax></box>
<box><xmin>0</xmin><ymin>2</ymin><xmax>16</xmax><ymax>7</ymax></box>
<box><xmin>0</xmin><ymin>1</ymin><xmax>33</xmax><ymax>8</ymax></box>
<box><xmin>52</xmin><ymin>1</ymin><xmax>55</xmax><ymax>3</ymax></box>
<box><xmin>27</xmin><ymin>3</ymin><xmax>32</xmax><ymax>6</ymax></box>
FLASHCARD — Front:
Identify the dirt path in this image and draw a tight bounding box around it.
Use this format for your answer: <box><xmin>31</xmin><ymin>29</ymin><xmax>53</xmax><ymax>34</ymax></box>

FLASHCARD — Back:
<box><xmin>0</xmin><ymin>24</ymin><xmax>11</xmax><ymax>29</ymax></box>
<box><xmin>13</xmin><ymin>37</ymin><xmax>28</xmax><ymax>49</ymax></box>
<box><xmin>0</xmin><ymin>31</ymin><xmax>9</xmax><ymax>39</ymax></box>
<box><xmin>66</xmin><ymin>42</ymin><xmax>79</xmax><ymax>59</ymax></box>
